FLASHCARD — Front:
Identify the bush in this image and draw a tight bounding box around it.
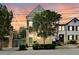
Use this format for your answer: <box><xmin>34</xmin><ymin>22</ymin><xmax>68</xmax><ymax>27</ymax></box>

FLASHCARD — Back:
<box><xmin>19</xmin><ymin>45</ymin><xmax>27</xmax><ymax>50</ymax></box>
<box><xmin>67</xmin><ymin>40</ymin><xmax>77</xmax><ymax>44</ymax></box>
<box><xmin>25</xmin><ymin>44</ymin><xmax>28</xmax><ymax>48</ymax></box>
<box><xmin>32</xmin><ymin>44</ymin><xmax>56</xmax><ymax>50</ymax></box>
<box><xmin>32</xmin><ymin>44</ymin><xmax>39</xmax><ymax>50</ymax></box>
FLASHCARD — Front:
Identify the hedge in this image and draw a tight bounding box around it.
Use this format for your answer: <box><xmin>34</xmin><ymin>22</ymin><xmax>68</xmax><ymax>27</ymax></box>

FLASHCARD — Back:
<box><xmin>32</xmin><ymin>44</ymin><xmax>56</xmax><ymax>50</ymax></box>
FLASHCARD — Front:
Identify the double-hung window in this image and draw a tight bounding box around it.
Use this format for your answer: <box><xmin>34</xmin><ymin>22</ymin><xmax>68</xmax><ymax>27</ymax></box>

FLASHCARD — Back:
<box><xmin>76</xmin><ymin>26</ymin><xmax>79</xmax><ymax>31</ymax></box>
<box><xmin>59</xmin><ymin>26</ymin><xmax>64</xmax><ymax>31</ymax></box>
<box><xmin>68</xmin><ymin>26</ymin><xmax>74</xmax><ymax>31</ymax></box>
<box><xmin>68</xmin><ymin>35</ymin><xmax>74</xmax><ymax>40</ymax></box>
<box><xmin>29</xmin><ymin>21</ymin><xmax>33</xmax><ymax>27</ymax></box>
<box><xmin>76</xmin><ymin>35</ymin><xmax>79</xmax><ymax>40</ymax></box>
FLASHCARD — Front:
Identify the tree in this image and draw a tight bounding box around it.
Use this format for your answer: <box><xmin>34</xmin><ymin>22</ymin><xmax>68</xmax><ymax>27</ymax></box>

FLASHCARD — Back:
<box><xmin>13</xmin><ymin>29</ymin><xmax>18</xmax><ymax>39</ymax></box>
<box><xmin>0</xmin><ymin>4</ymin><xmax>13</xmax><ymax>50</ymax></box>
<box><xmin>19</xmin><ymin>27</ymin><xmax>26</xmax><ymax>38</ymax></box>
<box><xmin>33</xmin><ymin>10</ymin><xmax>61</xmax><ymax>44</ymax></box>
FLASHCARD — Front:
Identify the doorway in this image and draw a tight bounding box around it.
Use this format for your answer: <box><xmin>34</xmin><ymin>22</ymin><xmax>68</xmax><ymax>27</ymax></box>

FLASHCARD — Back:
<box><xmin>59</xmin><ymin>34</ymin><xmax>64</xmax><ymax>43</ymax></box>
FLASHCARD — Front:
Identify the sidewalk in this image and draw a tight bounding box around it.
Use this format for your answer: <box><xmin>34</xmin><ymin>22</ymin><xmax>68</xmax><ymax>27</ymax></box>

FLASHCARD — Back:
<box><xmin>56</xmin><ymin>44</ymin><xmax>77</xmax><ymax>49</ymax></box>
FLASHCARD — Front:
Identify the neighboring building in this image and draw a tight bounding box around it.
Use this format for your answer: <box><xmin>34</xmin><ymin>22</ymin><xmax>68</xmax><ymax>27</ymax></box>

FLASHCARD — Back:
<box><xmin>26</xmin><ymin>5</ymin><xmax>79</xmax><ymax>46</ymax></box>
<box><xmin>26</xmin><ymin>5</ymin><xmax>47</xmax><ymax>46</ymax></box>
<box><xmin>58</xmin><ymin>18</ymin><xmax>79</xmax><ymax>43</ymax></box>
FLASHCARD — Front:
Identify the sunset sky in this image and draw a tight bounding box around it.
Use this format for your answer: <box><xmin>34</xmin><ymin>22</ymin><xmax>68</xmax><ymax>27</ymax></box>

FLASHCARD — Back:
<box><xmin>4</xmin><ymin>3</ymin><xmax>79</xmax><ymax>31</ymax></box>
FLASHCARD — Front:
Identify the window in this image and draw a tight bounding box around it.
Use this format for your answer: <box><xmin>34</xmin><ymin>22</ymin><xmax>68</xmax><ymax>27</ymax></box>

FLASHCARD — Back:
<box><xmin>59</xmin><ymin>26</ymin><xmax>64</xmax><ymax>31</ymax></box>
<box><xmin>59</xmin><ymin>26</ymin><xmax>61</xmax><ymax>31</ymax></box>
<box><xmin>62</xmin><ymin>26</ymin><xmax>64</xmax><ymax>31</ymax></box>
<box><xmin>29</xmin><ymin>21</ymin><xmax>33</xmax><ymax>27</ymax></box>
<box><xmin>68</xmin><ymin>26</ymin><xmax>74</xmax><ymax>31</ymax></box>
<box><xmin>76</xmin><ymin>26</ymin><xmax>79</xmax><ymax>31</ymax></box>
<box><xmin>76</xmin><ymin>35</ymin><xmax>79</xmax><ymax>40</ymax></box>
<box><xmin>68</xmin><ymin>35</ymin><xmax>74</xmax><ymax>40</ymax></box>
<box><xmin>74</xmin><ymin>20</ymin><xmax>76</xmax><ymax>23</ymax></box>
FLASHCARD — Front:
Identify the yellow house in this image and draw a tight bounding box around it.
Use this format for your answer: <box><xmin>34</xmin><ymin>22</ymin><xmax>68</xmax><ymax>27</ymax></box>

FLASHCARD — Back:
<box><xmin>26</xmin><ymin>5</ymin><xmax>54</xmax><ymax>46</ymax></box>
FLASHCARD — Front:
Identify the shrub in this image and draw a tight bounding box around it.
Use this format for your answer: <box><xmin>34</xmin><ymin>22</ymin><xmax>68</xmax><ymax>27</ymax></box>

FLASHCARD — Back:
<box><xmin>32</xmin><ymin>44</ymin><xmax>39</xmax><ymax>50</ymax></box>
<box><xmin>67</xmin><ymin>40</ymin><xmax>77</xmax><ymax>44</ymax></box>
<box><xmin>25</xmin><ymin>44</ymin><xmax>28</xmax><ymax>48</ymax></box>
<box><xmin>19</xmin><ymin>45</ymin><xmax>27</xmax><ymax>50</ymax></box>
<box><xmin>32</xmin><ymin>44</ymin><xmax>56</xmax><ymax>50</ymax></box>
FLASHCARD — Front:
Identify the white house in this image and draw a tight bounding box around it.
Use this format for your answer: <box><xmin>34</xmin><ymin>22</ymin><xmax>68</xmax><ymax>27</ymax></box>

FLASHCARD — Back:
<box><xmin>26</xmin><ymin>5</ymin><xmax>79</xmax><ymax>46</ymax></box>
<box><xmin>58</xmin><ymin>18</ymin><xmax>79</xmax><ymax>43</ymax></box>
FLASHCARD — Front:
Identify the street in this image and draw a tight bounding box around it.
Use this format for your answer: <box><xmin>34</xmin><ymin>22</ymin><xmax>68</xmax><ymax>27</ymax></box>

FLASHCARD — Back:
<box><xmin>0</xmin><ymin>46</ymin><xmax>79</xmax><ymax>55</ymax></box>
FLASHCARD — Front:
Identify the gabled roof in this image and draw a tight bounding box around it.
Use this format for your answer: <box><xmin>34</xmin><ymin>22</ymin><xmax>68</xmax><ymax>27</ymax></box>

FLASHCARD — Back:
<box><xmin>59</xmin><ymin>18</ymin><xmax>79</xmax><ymax>26</ymax></box>
<box><xmin>27</xmin><ymin>5</ymin><xmax>45</xmax><ymax>17</ymax></box>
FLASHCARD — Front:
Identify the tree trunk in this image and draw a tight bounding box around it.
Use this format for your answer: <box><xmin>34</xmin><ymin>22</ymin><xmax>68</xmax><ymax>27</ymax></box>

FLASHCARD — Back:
<box><xmin>8</xmin><ymin>36</ymin><xmax>13</xmax><ymax>48</ymax></box>
<box><xmin>8</xmin><ymin>31</ymin><xmax>13</xmax><ymax>48</ymax></box>
<box><xmin>0</xmin><ymin>39</ymin><xmax>2</xmax><ymax>50</ymax></box>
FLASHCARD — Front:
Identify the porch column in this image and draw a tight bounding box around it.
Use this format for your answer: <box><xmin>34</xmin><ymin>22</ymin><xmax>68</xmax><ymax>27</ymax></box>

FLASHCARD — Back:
<box><xmin>26</xmin><ymin>29</ymin><xmax>29</xmax><ymax>46</ymax></box>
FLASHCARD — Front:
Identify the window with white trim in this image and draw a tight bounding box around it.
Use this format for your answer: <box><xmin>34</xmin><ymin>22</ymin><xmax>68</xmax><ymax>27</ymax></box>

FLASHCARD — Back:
<box><xmin>76</xmin><ymin>26</ymin><xmax>79</xmax><ymax>31</ymax></box>
<box><xmin>76</xmin><ymin>35</ymin><xmax>79</xmax><ymax>40</ymax></box>
<box><xmin>68</xmin><ymin>26</ymin><xmax>74</xmax><ymax>31</ymax></box>
<box><xmin>62</xmin><ymin>26</ymin><xmax>64</xmax><ymax>31</ymax></box>
<box><xmin>68</xmin><ymin>35</ymin><xmax>74</xmax><ymax>40</ymax></box>
<box><xmin>59</xmin><ymin>26</ymin><xmax>61</xmax><ymax>31</ymax></box>
<box><xmin>29</xmin><ymin>21</ymin><xmax>33</xmax><ymax>27</ymax></box>
<box><xmin>59</xmin><ymin>26</ymin><xmax>65</xmax><ymax>31</ymax></box>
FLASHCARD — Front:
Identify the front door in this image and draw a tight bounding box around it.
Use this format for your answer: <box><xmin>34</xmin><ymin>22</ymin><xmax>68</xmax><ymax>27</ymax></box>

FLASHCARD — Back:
<box><xmin>59</xmin><ymin>34</ymin><xmax>64</xmax><ymax>43</ymax></box>
<box><xmin>29</xmin><ymin>37</ymin><xmax>32</xmax><ymax>46</ymax></box>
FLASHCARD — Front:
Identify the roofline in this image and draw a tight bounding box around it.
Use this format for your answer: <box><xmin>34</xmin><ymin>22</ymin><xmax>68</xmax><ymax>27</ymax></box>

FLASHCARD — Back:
<box><xmin>59</xmin><ymin>18</ymin><xmax>79</xmax><ymax>26</ymax></box>
<box><xmin>26</xmin><ymin>5</ymin><xmax>45</xmax><ymax>17</ymax></box>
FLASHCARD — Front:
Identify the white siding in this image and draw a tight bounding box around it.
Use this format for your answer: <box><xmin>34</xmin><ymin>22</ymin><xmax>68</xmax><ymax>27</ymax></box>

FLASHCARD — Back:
<box><xmin>58</xmin><ymin>18</ymin><xmax>79</xmax><ymax>43</ymax></box>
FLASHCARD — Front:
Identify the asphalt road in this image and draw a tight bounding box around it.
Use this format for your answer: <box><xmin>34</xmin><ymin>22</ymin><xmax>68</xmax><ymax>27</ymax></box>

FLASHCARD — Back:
<box><xmin>0</xmin><ymin>47</ymin><xmax>79</xmax><ymax>55</ymax></box>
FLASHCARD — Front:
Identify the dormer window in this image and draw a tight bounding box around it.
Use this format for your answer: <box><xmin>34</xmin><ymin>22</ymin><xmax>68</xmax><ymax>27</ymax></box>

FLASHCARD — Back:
<box><xmin>74</xmin><ymin>20</ymin><xmax>76</xmax><ymax>23</ymax></box>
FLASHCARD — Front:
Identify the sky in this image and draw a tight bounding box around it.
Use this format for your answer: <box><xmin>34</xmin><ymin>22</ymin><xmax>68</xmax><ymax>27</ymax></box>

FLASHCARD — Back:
<box><xmin>4</xmin><ymin>3</ymin><xmax>79</xmax><ymax>31</ymax></box>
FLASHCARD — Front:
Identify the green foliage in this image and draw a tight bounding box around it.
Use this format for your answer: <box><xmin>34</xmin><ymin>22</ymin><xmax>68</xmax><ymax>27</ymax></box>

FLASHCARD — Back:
<box><xmin>33</xmin><ymin>10</ymin><xmax>61</xmax><ymax>44</ymax></box>
<box><xmin>67</xmin><ymin>40</ymin><xmax>77</xmax><ymax>44</ymax></box>
<box><xmin>25</xmin><ymin>43</ymin><xmax>28</xmax><ymax>48</ymax></box>
<box><xmin>19</xmin><ymin>45</ymin><xmax>27</xmax><ymax>50</ymax></box>
<box><xmin>0</xmin><ymin>4</ymin><xmax>13</xmax><ymax>49</ymax></box>
<box><xmin>13</xmin><ymin>30</ymin><xmax>18</xmax><ymax>39</ymax></box>
<box><xmin>32</xmin><ymin>44</ymin><xmax>39</xmax><ymax>50</ymax></box>
<box><xmin>32</xmin><ymin>44</ymin><xmax>56</xmax><ymax>50</ymax></box>
<box><xmin>0</xmin><ymin>4</ymin><xmax>13</xmax><ymax>37</ymax></box>
<box><xmin>29</xmin><ymin>27</ymin><xmax>33</xmax><ymax>33</ymax></box>
<box><xmin>19</xmin><ymin>27</ymin><xmax>26</xmax><ymax>38</ymax></box>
